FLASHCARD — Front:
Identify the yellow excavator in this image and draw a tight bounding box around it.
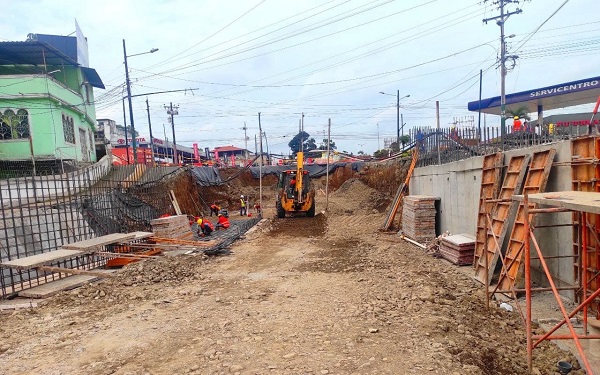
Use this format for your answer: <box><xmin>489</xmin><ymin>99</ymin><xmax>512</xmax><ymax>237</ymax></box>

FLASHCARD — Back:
<box><xmin>276</xmin><ymin>151</ymin><xmax>316</xmax><ymax>218</ymax></box>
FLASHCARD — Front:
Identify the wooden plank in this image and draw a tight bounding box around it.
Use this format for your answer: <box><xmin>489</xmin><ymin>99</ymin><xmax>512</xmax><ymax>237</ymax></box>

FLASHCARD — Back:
<box><xmin>18</xmin><ymin>275</ymin><xmax>100</xmax><ymax>298</ymax></box>
<box><xmin>170</xmin><ymin>190</ymin><xmax>183</xmax><ymax>215</ymax></box>
<box><xmin>37</xmin><ymin>265</ymin><xmax>115</xmax><ymax>278</ymax></box>
<box><xmin>382</xmin><ymin>149</ymin><xmax>419</xmax><ymax>231</ymax></box>
<box><xmin>513</xmin><ymin>191</ymin><xmax>600</xmax><ymax>215</ymax></box>
<box><xmin>128</xmin><ymin>231</ymin><xmax>155</xmax><ymax>240</ymax></box>
<box><xmin>62</xmin><ymin>233</ymin><xmax>137</xmax><ymax>250</ymax></box>
<box><xmin>0</xmin><ymin>249</ymin><xmax>83</xmax><ymax>270</ymax></box>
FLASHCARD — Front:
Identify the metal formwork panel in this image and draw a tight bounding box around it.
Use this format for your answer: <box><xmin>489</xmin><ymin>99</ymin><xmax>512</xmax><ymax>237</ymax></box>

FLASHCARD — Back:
<box><xmin>497</xmin><ymin>149</ymin><xmax>556</xmax><ymax>291</ymax></box>
<box><xmin>472</xmin><ymin>153</ymin><xmax>504</xmax><ymax>270</ymax></box>
<box><xmin>571</xmin><ymin>136</ymin><xmax>600</xmax><ymax>312</ymax></box>
<box><xmin>473</xmin><ymin>154</ymin><xmax>529</xmax><ymax>284</ymax></box>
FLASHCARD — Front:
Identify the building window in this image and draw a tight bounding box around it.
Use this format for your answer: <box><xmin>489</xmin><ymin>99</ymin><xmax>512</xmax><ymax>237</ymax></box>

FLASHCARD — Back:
<box><xmin>89</xmin><ymin>129</ymin><xmax>94</xmax><ymax>148</ymax></box>
<box><xmin>63</xmin><ymin>114</ymin><xmax>75</xmax><ymax>144</ymax></box>
<box><xmin>0</xmin><ymin>109</ymin><xmax>30</xmax><ymax>140</ymax></box>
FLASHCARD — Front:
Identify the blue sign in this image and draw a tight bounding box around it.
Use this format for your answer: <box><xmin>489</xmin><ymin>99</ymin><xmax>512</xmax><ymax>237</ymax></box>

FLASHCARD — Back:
<box><xmin>468</xmin><ymin>76</ymin><xmax>600</xmax><ymax>111</ymax></box>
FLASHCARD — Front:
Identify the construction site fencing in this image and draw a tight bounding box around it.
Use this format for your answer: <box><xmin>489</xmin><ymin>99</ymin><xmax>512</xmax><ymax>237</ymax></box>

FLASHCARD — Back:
<box><xmin>0</xmin><ymin>159</ymin><xmax>197</xmax><ymax>299</ymax></box>
<box><xmin>406</xmin><ymin>124</ymin><xmax>582</xmax><ymax>168</ymax></box>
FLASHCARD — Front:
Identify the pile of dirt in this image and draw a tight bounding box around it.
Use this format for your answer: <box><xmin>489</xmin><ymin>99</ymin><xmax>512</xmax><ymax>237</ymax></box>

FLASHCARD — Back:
<box><xmin>329</xmin><ymin>178</ymin><xmax>388</xmax><ymax>215</ymax></box>
<box><xmin>43</xmin><ymin>255</ymin><xmax>213</xmax><ymax>310</ymax></box>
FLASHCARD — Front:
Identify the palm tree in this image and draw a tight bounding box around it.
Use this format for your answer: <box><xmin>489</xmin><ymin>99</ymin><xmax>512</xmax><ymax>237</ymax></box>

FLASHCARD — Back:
<box><xmin>506</xmin><ymin>106</ymin><xmax>531</xmax><ymax>121</ymax></box>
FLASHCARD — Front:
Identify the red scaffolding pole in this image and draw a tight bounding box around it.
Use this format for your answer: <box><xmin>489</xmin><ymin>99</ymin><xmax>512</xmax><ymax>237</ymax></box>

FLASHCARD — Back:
<box><xmin>515</xmin><ymin>191</ymin><xmax>600</xmax><ymax>374</ymax></box>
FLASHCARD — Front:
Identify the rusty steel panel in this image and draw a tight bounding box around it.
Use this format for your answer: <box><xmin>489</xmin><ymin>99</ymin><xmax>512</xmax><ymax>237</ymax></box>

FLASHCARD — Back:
<box><xmin>472</xmin><ymin>153</ymin><xmax>504</xmax><ymax>270</ymax></box>
<box><xmin>473</xmin><ymin>154</ymin><xmax>529</xmax><ymax>284</ymax></box>
<box><xmin>497</xmin><ymin>149</ymin><xmax>556</xmax><ymax>291</ymax></box>
<box><xmin>571</xmin><ymin>136</ymin><xmax>600</xmax><ymax>312</ymax></box>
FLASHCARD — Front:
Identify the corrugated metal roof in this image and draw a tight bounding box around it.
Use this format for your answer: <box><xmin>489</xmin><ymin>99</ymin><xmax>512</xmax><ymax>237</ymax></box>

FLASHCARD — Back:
<box><xmin>0</xmin><ymin>41</ymin><xmax>79</xmax><ymax>66</ymax></box>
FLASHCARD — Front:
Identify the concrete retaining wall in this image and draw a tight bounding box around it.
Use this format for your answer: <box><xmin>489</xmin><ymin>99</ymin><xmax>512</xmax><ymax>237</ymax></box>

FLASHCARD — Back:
<box><xmin>409</xmin><ymin>140</ymin><xmax>575</xmax><ymax>289</ymax></box>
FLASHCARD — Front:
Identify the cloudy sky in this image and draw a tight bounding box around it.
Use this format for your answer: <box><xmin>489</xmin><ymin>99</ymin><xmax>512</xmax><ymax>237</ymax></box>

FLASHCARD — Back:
<box><xmin>2</xmin><ymin>0</ymin><xmax>598</xmax><ymax>155</ymax></box>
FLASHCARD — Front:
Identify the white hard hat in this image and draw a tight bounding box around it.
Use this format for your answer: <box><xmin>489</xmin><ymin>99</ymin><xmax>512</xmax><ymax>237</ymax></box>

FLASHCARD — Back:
<box><xmin>241</xmin><ymin>195</ymin><xmax>244</xmax><ymax>198</ymax></box>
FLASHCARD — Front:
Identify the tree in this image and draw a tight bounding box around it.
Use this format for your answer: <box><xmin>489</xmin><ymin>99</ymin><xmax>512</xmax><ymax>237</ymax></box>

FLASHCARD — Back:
<box><xmin>399</xmin><ymin>135</ymin><xmax>410</xmax><ymax>147</ymax></box>
<box><xmin>318</xmin><ymin>138</ymin><xmax>337</xmax><ymax>150</ymax></box>
<box><xmin>506</xmin><ymin>106</ymin><xmax>531</xmax><ymax>121</ymax></box>
<box><xmin>373</xmin><ymin>149</ymin><xmax>388</xmax><ymax>158</ymax></box>
<box><xmin>288</xmin><ymin>131</ymin><xmax>317</xmax><ymax>154</ymax></box>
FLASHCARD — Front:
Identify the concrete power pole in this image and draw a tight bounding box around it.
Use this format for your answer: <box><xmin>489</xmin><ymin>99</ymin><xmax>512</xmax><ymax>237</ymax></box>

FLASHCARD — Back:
<box><xmin>483</xmin><ymin>0</ymin><xmax>522</xmax><ymax>144</ymax></box>
<box><xmin>164</xmin><ymin>103</ymin><xmax>179</xmax><ymax>164</ymax></box>
<box><xmin>242</xmin><ymin>122</ymin><xmax>248</xmax><ymax>160</ymax></box>
<box><xmin>258</xmin><ymin>112</ymin><xmax>264</xmax><ymax>218</ymax></box>
<box><xmin>325</xmin><ymin>118</ymin><xmax>331</xmax><ymax>212</ymax></box>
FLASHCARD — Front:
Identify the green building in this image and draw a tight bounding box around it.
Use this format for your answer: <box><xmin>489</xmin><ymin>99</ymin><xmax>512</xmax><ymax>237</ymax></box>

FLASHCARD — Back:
<box><xmin>0</xmin><ymin>32</ymin><xmax>104</xmax><ymax>167</ymax></box>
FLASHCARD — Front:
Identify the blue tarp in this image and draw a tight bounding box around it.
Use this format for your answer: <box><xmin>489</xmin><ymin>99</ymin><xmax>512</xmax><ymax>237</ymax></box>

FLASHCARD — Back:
<box><xmin>190</xmin><ymin>166</ymin><xmax>223</xmax><ymax>186</ymax></box>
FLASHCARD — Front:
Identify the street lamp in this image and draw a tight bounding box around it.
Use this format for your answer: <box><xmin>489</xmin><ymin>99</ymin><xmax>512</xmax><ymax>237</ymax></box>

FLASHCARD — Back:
<box><xmin>379</xmin><ymin>91</ymin><xmax>410</xmax><ymax>141</ymax></box>
<box><xmin>123</xmin><ymin>39</ymin><xmax>158</xmax><ymax>164</ymax></box>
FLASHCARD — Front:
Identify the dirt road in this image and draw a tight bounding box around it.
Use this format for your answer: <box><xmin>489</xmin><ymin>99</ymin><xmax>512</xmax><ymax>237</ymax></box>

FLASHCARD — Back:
<box><xmin>0</xmin><ymin>180</ymin><xmax>581</xmax><ymax>374</ymax></box>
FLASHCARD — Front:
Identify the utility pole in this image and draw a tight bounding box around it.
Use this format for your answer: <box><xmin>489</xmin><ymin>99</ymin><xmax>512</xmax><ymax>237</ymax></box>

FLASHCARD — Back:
<box><xmin>483</xmin><ymin>0</ymin><xmax>522</xmax><ymax>143</ymax></box>
<box><xmin>325</xmin><ymin>118</ymin><xmax>331</xmax><ymax>212</ymax></box>
<box><xmin>145</xmin><ymin>98</ymin><xmax>155</xmax><ymax>166</ymax></box>
<box><xmin>258</xmin><ymin>112</ymin><xmax>263</xmax><ymax>218</ymax></box>
<box><xmin>436</xmin><ymin>101</ymin><xmax>441</xmax><ymax>165</ymax></box>
<box><xmin>242</xmin><ymin>122</ymin><xmax>249</xmax><ymax>160</ymax></box>
<box><xmin>396</xmin><ymin>89</ymin><xmax>400</xmax><ymax>142</ymax></box>
<box><xmin>400</xmin><ymin>113</ymin><xmax>404</xmax><ymax>139</ymax></box>
<box><xmin>122</xmin><ymin>40</ymin><xmax>137</xmax><ymax>164</ymax></box>
<box><xmin>121</xmin><ymin>97</ymin><xmax>130</xmax><ymax>164</ymax></box>
<box><xmin>164</xmin><ymin>103</ymin><xmax>179</xmax><ymax>164</ymax></box>
<box><xmin>263</xmin><ymin>131</ymin><xmax>269</xmax><ymax>165</ymax></box>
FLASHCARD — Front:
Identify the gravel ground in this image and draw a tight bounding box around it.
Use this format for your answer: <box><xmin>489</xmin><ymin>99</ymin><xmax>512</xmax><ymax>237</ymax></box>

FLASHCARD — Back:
<box><xmin>0</xmin><ymin>179</ymin><xmax>584</xmax><ymax>375</ymax></box>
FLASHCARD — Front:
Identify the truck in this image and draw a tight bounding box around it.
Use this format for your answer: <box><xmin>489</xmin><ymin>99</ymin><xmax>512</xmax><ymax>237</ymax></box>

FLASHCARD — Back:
<box><xmin>275</xmin><ymin>151</ymin><xmax>316</xmax><ymax>218</ymax></box>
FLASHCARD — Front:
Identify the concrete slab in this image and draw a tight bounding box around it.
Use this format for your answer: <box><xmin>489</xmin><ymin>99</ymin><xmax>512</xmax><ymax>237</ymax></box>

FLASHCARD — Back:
<box><xmin>18</xmin><ymin>274</ymin><xmax>100</xmax><ymax>298</ymax></box>
<box><xmin>62</xmin><ymin>233</ymin><xmax>137</xmax><ymax>250</ymax></box>
<box><xmin>0</xmin><ymin>299</ymin><xmax>38</xmax><ymax>311</ymax></box>
<box><xmin>0</xmin><ymin>249</ymin><xmax>83</xmax><ymax>270</ymax></box>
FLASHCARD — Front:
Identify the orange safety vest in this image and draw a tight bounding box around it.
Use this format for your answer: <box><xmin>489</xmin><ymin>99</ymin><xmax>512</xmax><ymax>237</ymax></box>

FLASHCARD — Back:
<box><xmin>217</xmin><ymin>216</ymin><xmax>230</xmax><ymax>228</ymax></box>
<box><xmin>513</xmin><ymin>119</ymin><xmax>522</xmax><ymax>131</ymax></box>
<box><xmin>198</xmin><ymin>218</ymin><xmax>214</xmax><ymax>230</ymax></box>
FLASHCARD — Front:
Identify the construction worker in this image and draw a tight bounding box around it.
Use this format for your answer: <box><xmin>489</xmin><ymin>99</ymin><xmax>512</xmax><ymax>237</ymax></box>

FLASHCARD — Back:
<box><xmin>240</xmin><ymin>195</ymin><xmax>247</xmax><ymax>216</ymax></box>
<box><xmin>197</xmin><ymin>218</ymin><xmax>214</xmax><ymax>237</ymax></box>
<box><xmin>513</xmin><ymin>116</ymin><xmax>522</xmax><ymax>132</ymax></box>
<box><xmin>548</xmin><ymin>123</ymin><xmax>555</xmax><ymax>136</ymax></box>
<box><xmin>450</xmin><ymin>126</ymin><xmax>459</xmax><ymax>141</ymax></box>
<box><xmin>215</xmin><ymin>213</ymin><xmax>230</xmax><ymax>230</ymax></box>
<box><xmin>210</xmin><ymin>203</ymin><xmax>221</xmax><ymax>216</ymax></box>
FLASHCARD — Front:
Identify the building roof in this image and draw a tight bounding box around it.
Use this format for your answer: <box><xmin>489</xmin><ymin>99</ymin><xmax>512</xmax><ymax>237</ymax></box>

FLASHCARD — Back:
<box><xmin>0</xmin><ymin>41</ymin><xmax>104</xmax><ymax>89</ymax></box>
<box><xmin>0</xmin><ymin>41</ymin><xmax>79</xmax><ymax>66</ymax></box>
<box><xmin>468</xmin><ymin>76</ymin><xmax>600</xmax><ymax>115</ymax></box>
<box><xmin>213</xmin><ymin>145</ymin><xmax>245</xmax><ymax>152</ymax></box>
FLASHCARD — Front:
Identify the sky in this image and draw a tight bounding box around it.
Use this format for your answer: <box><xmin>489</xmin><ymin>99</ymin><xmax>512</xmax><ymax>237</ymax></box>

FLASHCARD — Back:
<box><xmin>2</xmin><ymin>0</ymin><xmax>599</xmax><ymax>155</ymax></box>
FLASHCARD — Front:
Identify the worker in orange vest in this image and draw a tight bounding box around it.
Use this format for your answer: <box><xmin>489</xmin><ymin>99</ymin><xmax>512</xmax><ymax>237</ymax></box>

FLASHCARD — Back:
<box><xmin>210</xmin><ymin>203</ymin><xmax>221</xmax><ymax>216</ymax></box>
<box><xmin>215</xmin><ymin>214</ymin><xmax>230</xmax><ymax>230</ymax></box>
<box><xmin>513</xmin><ymin>116</ymin><xmax>523</xmax><ymax>132</ymax></box>
<box><xmin>197</xmin><ymin>218</ymin><xmax>214</xmax><ymax>237</ymax></box>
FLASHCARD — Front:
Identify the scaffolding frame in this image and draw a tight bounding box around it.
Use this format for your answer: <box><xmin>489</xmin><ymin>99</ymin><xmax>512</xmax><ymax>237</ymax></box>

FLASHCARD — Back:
<box><xmin>512</xmin><ymin>191</ymin><xmax>600</xmax><ymax>374</ymax></box>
